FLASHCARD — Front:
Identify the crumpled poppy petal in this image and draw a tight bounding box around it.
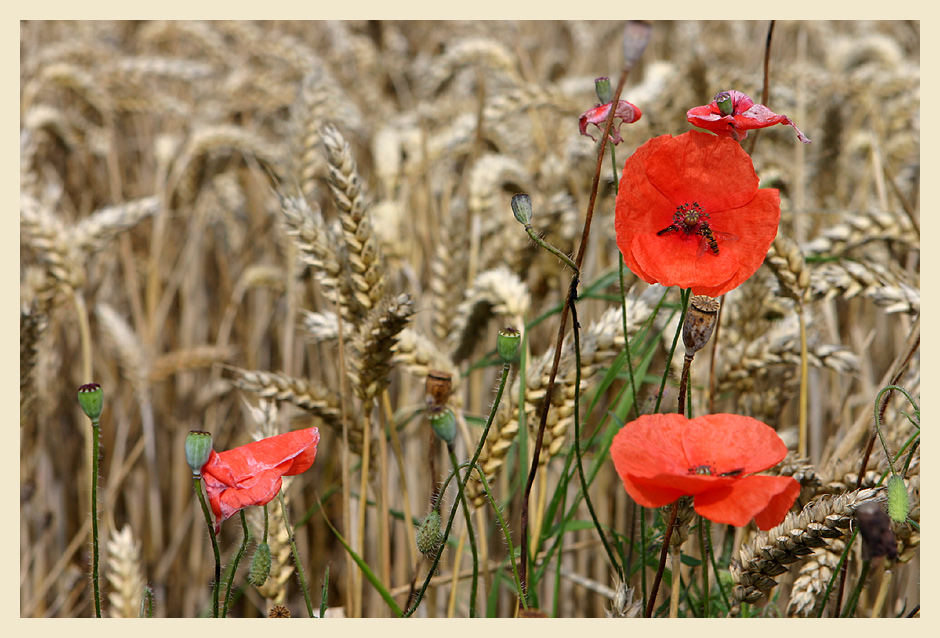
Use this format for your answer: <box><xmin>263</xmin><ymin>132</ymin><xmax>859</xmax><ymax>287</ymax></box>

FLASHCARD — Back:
<box><xmin>687</xmin><ymin>90</ymin><xmax>811</xmax><ymax>143</ymax></box>
<box><xmin>578</xmin><ymin>100</ymin><xmax>642</xmax><ymax>144</ymax></box>
<box><xmin>693</xmin><ymin>475</ymin><xmax>800</xmax><ymax>530</ymax></box>
<box><xmin>202</xmin><ymin>427</ymin><xmax>319</xmax><ymax>532</ymax></box>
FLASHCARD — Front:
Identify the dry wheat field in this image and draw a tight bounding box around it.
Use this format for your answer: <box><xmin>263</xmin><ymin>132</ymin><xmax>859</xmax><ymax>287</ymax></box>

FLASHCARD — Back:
<box><xmin>19</xmin><ymin>20</ymin><xmax>920</xmax><ymax>618</ymax></box>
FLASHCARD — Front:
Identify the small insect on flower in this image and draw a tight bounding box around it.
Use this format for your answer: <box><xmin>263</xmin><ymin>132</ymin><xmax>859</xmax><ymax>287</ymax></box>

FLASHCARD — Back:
<box><xmin>655</xmin><ymin>202</ymin><xmax>739</xmax><ymax>256</ymax></box>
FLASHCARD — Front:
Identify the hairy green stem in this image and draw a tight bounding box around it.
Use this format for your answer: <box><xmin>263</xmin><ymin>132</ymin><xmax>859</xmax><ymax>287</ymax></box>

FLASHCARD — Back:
<box><xmin>279</xmin><ymin>493</ymin><xmax>314</xmax><ymax>617</ymax></box>
<box><xmin>448</xmin><ymin>446</ymin><xmax>479</xmax><ymax>616</ymax></box>
<box><xmin>193</xmin><ymin>475</ymin><xmax>221</xmax><ymax>617</ymax></box>
<box><xmin>222</xmin><ymin>510</ymin><xmax>251</xmax><ymax>617</ymax></box>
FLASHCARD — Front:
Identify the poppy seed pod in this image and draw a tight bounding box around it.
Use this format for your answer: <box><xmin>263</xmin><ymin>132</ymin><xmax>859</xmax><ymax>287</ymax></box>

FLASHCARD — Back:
<box><xmin>185</xmin><ymin>431</ymin><xmax>214</xmax><ymax>476</ymax></box>
<box><xmin>594</xmin><ymin>77</ymin><xmax>612</xmax><ymax>104</ymax></box>
<box><xmin>683</xmin><ymin>295</ymin><xmax>720</xmax><ymax>355</ymax></box>
<box><xmin>77</xmin><ymin>383</ymin><xmax>104</xmax><ymax>421</ymax></box>
<box><xmin>429</xmin><ymin>406</ymin><xmax>457</xmax><ymax>446</ymax></box>
<box><xmin>497</xmin><ymin>326</ymin><xmax>521</xmax><ymax>363</ymax></box>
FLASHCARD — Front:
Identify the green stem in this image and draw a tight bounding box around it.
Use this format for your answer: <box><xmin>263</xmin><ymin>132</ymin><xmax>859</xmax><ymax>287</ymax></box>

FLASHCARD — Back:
<box><xmin>524</xmin><ymin>225</ymin><xmax>578</xmax><ymax>273</ymax></box>
<box><xmin>448</xmin><ymin>446</ymin><xmax>479</xmax><ymax>617</ymax></box>
<box><xmin>475</xmin><ymin>467</ymin><xmax>526</xmax><ymax>607</ymax></box>
<box><xmin>193</xmin><ymin>475</ymin><xmax>221</xmax><ymax>617</ymax></box>
<box><xmin>569</xmin><ymin>282</ymin><xmax>621</xmax><ymax>578</ymax></box>
<box><xmin>90</xmin><ymin>418</ymin><xmax>101</xmax><ymax>618</ymax></box>
<box><xmin>222</xmin><ymin>510</ymin><xmax>251</xmax><ymax>617</ymax></box>
<box><xmin>407</xmin><ymin>363</ymin><xmax>512</xmax><ymax>616</ymax></box>
<box><xmin>279</xmin><ymin>493</ymin><xmax>314</xmax><ymax>617</ymax></box>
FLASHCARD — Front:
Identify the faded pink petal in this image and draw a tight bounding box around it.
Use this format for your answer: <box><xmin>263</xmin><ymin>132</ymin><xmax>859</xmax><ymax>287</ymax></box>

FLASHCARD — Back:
<box><xmin>686</xmin><ymin>90</ymin><xmax>810</xmax><ymax>143</ymax></box>
<box><xmin>579</xmin><ymin>100</ymin><xmax>642</xmax><ymax>144</ymax></box>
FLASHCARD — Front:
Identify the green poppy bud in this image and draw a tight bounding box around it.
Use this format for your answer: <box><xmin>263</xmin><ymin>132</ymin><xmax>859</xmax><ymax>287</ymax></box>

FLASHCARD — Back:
<box><xmin>248</xmin><ymin>541</ymin><xmax>272</xmax><ymax>587</ymax></box>
<box><xmin>594</xmin><ymin>77</ymin><xmax>612</xmax><ymax>104</ymax></box>
<box><xmin>511</xmin><ymin>193</ymin><xmax>532</xmax><ymax>226</ymax></box>
<box><xmin>497</xmin><ymin>326</ymin><xmax>521</xmax><ymax>363</ymax></box>
<box><xmin>886</xmin><ymin>475</ymin><xmax>910</xmax><ymax>523</ymax></box>
<box><xmin>185</xmin><ymin>430</ymin><xmax>213</xmax><ymax>476</ymax></box>
<box><xmin>77</xmin><ymin>383</ymin><xmax>104</xmax><ymax>421</ymax></box>
<box><xmin>416</xmin><ymin>509</ymin><xmax>443</xmax><ymax>559</ymax></box>
<box><xmin>429</xmin><ymin>406</ymin><xmax>457</xmax><ymax>446</ymax></box>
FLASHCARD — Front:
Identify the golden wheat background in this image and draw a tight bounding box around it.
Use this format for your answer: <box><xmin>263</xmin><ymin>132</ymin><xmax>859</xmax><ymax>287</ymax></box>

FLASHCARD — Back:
<box><xmin>20</xmin><ymin>20</ymin><xmax>919</xmax><ymax>618</ymax></box>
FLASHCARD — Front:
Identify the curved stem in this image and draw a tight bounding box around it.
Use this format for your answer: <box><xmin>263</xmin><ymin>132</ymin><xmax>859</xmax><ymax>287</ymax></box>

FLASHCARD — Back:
<box><xmin>193</xmin><ymin>475</ymin><xmax>221</xmax><ymax>617</ymax></box>
<box><xmin>222</xmin><ymin>510</ymin><xmax>251</xmax><ymax>617</ymax></box>
<box><xmin>474</xmin><ymin>465</ymin><xmax>526</xmax><ymax>607</ymax></box>
<box><xmin>447</xmin><ymin>446</ymin><xmax>479</xmax><ymax>616</ymax></box>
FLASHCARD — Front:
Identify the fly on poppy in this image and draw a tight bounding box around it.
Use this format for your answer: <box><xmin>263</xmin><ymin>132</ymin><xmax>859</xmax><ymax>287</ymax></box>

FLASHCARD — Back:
<box><xmin>610</xmin><ymin>413</ymin><xmax>799</xmax><ymax>530</ymax></box>
<box><xmin>615</xmin><ymin>131</ymin><xmax>780</xmax><ymax>297</ymax></box>
<box><xmin>201</xmin><ymin>427</ymin><xmax>320</xmax><ymax>533</ymax></box>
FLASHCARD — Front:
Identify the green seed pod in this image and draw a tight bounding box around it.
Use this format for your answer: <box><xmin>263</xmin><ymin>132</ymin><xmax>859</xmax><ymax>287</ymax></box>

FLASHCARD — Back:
<box><xmin>497</xmin><ymin>326</ymin><xmax>521</xmax><ymax>363</ymax></box>
<box><xmin>77</xmin><ymin>382</ymin><xmax>104</xmax><ymax>421</ymax></box>
<box><xmin>248</xmin><ymin>541</ymin><xmax>272</xmax><ymax>587</ymax></box>
<box><xmin>511</xmin><ymin>193</ymin><xmax>532</xmax><ymax>225</ymax></box>
<box><xmin>886</xmin><ymin>475</ymin><xmax>910</xmax><ymax>523</ymax></box>
<box><xmin>185</xmin><ymin>431</ymin><xmax>213</xmax><ymax>476</ymax></box>
<box><xmin>429</xmin><ymin>406</ymin><xmax>457</xmax><ymax>446</ymax></box>
<box><xmin>594</xmin><ymin>76</ymin><xmax>612</xmax><ymax>104</ymax></box>
<box><xmin>416</xmin><ymin>510</ymin><xmax>443</xmax><ymax>559</ymax></box>
<box><xmin>715</xmin><ymin>91</ymin><xmax>734</xmax><ymax>116</ymax></box>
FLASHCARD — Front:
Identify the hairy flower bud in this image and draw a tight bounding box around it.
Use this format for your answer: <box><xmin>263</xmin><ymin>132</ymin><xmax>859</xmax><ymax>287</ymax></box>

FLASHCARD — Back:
<box><xmin>886</xmin><ymin>475</ymin><xmax>910</xmax><ymax>523</ymax></box>
<box><xmin>185</xmin><ymin>430</ymin><xmax>213</xmax><ymax>476</ymax></box>
<box><xmin>416</xmin><ymin>510</ymin><xmax>443</xmax><ymax>559</ymax></box>
<box><xmin>77</xmin><ymin>382</ymin><xmax>104</xmax><ymax>421</ymax></box>
<box><xmin>248</xmin><ymin>541</ymin><xmax>272</xmax><ymax>587</ymax></box>
<box><xmin>683</xmin><ymin>296</ymin><xmax>720</xmax><ymax>355</ymax></box>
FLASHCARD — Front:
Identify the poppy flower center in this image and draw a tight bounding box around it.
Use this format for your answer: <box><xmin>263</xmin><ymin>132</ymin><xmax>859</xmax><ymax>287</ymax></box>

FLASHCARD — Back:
<box><xmin>661</xmin><ymin>202</ymin><xmax>709</xmax><ymax>236</ymax></box>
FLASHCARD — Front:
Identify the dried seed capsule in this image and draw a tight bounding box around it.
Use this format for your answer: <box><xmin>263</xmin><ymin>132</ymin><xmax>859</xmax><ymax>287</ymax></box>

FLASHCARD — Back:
<box><xmin>683</xmin><ymin>295</ymin><xmax>720</xmax><ymax>355</ymax></box>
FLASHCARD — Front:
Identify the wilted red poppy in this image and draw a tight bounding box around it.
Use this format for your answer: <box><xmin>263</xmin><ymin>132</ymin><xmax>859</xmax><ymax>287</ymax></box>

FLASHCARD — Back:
<box><xmin>610</xmin><ymin>413</ymin><xmax>799</xmax><ymax>530</ymax></box>
<box><xmin>615</xmin><ymin>130</ymin><xmax>780</xmax><ymax>297</ymax></box>
<box><xmin>201</xmin><ymin>427</ymin><xmax>319</xmax><ymax>533</ymax></box>
<box><xmin>686</xmin><ymin>90</ymin><xmax>810</xmax><ymax>143</ymax></box>
<box><xmin>578</xmin><ymin>99</ymin><xmax>642</xmax><ymax>145</ymax></box>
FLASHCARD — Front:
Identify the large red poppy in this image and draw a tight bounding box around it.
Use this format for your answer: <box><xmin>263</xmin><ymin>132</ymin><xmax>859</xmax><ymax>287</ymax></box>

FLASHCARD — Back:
<box><xmin>201</xmin><ymin>427</ymin><xmax>319</xmax><ymax>533</ymax></box>
<box><xmin>686</xmin><ymin>90</ymin><xmax>810</xmax><ymax>143</ymax></box>
<box><xmin>610</xmin><ymin>413</ymin><xmax>799</xmax><ymax>530</ymax></box>
<box><xmin>615</xmin><ymin>131</ymin><xmax>780</xmax><ymax>297</ymax></box>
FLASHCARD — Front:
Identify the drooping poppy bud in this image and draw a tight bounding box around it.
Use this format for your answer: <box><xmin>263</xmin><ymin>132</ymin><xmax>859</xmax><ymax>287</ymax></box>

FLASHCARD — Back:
<box><xmin>886</xmin><ymin>475</ymin><xmax>910</xmax><ymax>523</ymax></box>
<box><xmin>185</xmin><ymin>430</ymin><xmax>214</xmax><ymax>476</ymax></box>
<box><xmin>248</xmin><ymin>541</ymin><xmax>272</xmax><ymax>587</ymax></box>
<box><xmin>511</xmin><ymin>193</ymin><xmax>533</xmax><ymax>226</ymax></box>
<box><xmin>77</xmin><ymin>383</ymin><xmax>104</xmax><ymax>421</ymax></box>
<box><xmin>416</xmin><ymin>509</ymin><xmax>443</xmax><ymax>559</ymax></box>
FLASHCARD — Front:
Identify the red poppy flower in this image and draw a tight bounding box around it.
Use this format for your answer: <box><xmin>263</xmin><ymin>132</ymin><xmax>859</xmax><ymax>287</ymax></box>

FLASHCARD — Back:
<box><xmin>610</xmin><ymin>413</ymin><xmax>799</xmax><ymax>530</ymax></box>
<box><xmin>578</xmin><ymin>99</ymin><xmax>642</xmax><ymax>145</ymax></box>
<box><xmin>686</xmin><ymin>90</ymin><xmax>810</xmax><ymax>143</ymax></box>
<box><xmin>615</xmin><ymin>130</ymin><xmax>780</xmax><ymax>297</ymax></box>
<box><xmin>201</xmin><ymin>427</ymin><xmax>319</xmax><ymax>533</ymax></box>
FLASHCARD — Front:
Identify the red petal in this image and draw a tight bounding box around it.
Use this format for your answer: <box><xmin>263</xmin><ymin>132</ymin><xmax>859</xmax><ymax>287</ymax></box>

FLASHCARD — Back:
<box><xmin>630</xmin><ymin>230</ymin><xmax>739</xmax><ymax>291</ymax></box>
<box><xmin>610</xmin><ymin>414</ymin><xmax>691</xmax><ymax>479</ymax></box>
<box><xmin>694</xmin><ymin>475</ymin><xmax>799</xmax><ymax>529</ymax></box>
<box><xmin>644</xmin><ymin>131</ymin><xmax>759</xmax><ymax>212</ymax></box>
<box><xmin>680</xmin><ymin>414</ymin><xmax>788</xmax><ymax>474</ymax></box>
